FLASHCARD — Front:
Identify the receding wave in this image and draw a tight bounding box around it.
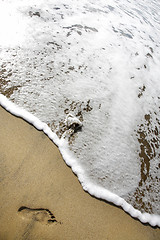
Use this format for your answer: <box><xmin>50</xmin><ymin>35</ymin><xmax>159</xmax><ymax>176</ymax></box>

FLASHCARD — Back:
<box><xmin>0</xmin><ymin>0</ymin><xmax>160</xmax><ymax>226</ymax></box>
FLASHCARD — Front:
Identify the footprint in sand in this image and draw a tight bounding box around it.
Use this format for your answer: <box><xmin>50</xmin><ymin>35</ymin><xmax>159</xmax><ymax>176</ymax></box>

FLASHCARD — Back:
<box><xmin>18</xmin><ymin>206</ymin><xmax>57</xmax><ymax>224</ymax></box>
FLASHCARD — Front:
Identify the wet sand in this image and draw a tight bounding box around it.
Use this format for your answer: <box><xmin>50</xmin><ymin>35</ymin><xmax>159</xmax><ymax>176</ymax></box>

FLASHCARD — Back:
<box><xmin>0</xmin><ymin>105</ymin><xmax>159</xmax><ymax>240</ymax></box>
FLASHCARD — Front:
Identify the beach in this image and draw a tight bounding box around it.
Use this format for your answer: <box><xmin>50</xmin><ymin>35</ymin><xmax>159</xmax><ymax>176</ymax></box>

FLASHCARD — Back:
<box><xmin>0</xmin><ymin>0</ymin><xmax>160</xmax><ymax>225</ymax></box>
<box><xmin>0</xmin><ymin>105</ymin><xmax>159</xmax><ymax>240</ymax></box>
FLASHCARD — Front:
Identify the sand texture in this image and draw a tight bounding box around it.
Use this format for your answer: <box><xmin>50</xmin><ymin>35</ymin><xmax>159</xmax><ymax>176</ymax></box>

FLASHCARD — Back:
<box><xmin>0</xmin><ymin>106</ymin><xmax>159</xmax><ymax>240</ymax></box>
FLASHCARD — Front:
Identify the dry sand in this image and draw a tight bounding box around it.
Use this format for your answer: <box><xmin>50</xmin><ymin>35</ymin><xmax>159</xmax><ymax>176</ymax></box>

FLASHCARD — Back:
<box><xmin>0</xmin><ymin>105</ymin><xmax>159</xmax><ymax>240</ymax></box>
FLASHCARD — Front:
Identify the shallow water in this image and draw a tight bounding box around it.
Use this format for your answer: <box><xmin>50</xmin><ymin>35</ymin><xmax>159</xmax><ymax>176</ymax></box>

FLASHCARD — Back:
<box><xmin>0</xmin><ymin>0</ymin><xmax>160</xmax><ymax>226</ymax></box>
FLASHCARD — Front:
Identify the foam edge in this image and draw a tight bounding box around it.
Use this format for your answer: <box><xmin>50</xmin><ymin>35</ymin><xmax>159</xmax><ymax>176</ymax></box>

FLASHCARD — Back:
<box><xmin>0</xmin><ymin>93</ymin><xmax>159</xmax><ymax>227</ymax></box>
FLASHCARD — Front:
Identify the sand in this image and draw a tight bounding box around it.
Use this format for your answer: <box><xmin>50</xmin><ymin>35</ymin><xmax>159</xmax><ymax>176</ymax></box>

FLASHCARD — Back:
<box><xmin>0</xmin><ymin>105</ymin><xmax>159</xmax><ymax>240</ymax></box>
